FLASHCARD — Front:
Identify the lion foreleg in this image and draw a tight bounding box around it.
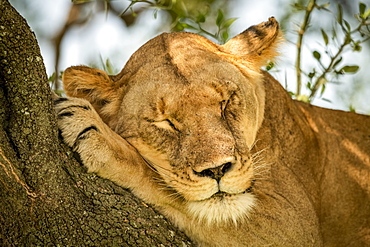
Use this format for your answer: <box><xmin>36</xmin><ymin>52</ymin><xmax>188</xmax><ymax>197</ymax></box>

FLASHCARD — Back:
<box><xmin>54</xmin><ymin>97</ymin><xmax>155</xmax><ymax>195</ymax></box>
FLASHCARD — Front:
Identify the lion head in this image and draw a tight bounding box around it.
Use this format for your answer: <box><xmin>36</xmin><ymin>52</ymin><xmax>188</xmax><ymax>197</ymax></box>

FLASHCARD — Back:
<box><xmin>62</xmin><ymin>17</ymin><xmax>282</xmax><ymax>225</ymax></box>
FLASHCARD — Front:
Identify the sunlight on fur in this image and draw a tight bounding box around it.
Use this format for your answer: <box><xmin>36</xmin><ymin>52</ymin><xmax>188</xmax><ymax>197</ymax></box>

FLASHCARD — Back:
<box><xmin>187</xmin><ymin>193</ymin><xmax>256</xmax><ymax>226</ymax></box>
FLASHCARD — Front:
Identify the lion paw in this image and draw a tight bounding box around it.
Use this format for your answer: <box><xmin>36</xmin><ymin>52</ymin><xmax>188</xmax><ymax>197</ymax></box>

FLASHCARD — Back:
<box><xmin>54</xmin><ymin>97</ymin><xmax>103</xmax><ymax>149</ymax></box>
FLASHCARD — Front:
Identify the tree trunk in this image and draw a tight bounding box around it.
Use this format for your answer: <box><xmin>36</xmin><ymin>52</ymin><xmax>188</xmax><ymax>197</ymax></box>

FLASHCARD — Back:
<box><xmin>0</xmin><ymin>1</ymin><xmax>193</xmax><ymax>245</ymax></box>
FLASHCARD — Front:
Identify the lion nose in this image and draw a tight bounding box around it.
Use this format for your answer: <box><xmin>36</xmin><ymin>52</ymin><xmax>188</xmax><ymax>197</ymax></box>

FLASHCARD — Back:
<box><xmin>194</xmin><ymin>161</ymin><xmax>234</xmax><ymax>182</ymax></box>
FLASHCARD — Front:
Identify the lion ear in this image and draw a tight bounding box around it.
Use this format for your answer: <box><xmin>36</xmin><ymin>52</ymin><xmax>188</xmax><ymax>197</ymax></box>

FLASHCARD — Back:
<box><xmin>62</xmin><ymin>66</ymin><xmax>119</xmax><ymax>113</ymax></box>
<box><xmin>222</xmin><ymin>17</ymin><xmax>282</xmax><ymax>68</ymax></box>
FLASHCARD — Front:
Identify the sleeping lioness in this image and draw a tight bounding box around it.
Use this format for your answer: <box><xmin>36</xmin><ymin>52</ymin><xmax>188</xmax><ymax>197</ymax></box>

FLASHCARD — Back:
<box><xmin>54</xmin><ymin>18</ymin><xmax>370</xmax><ymax>246</ymax></box>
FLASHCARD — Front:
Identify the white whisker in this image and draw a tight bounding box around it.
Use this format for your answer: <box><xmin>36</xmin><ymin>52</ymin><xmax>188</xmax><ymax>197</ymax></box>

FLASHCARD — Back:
<box><xmin>250</xmin><ymin>139</ymin><xmax>261</xmax><ymax>151</ymax></box>
<box><xmin>251</xmin><ymin>148</ymin><xmax>267</xmax><ymax>159</ymax></box>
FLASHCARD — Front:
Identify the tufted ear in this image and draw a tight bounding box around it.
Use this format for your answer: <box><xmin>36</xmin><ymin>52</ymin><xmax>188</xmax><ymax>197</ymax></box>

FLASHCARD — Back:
<box><xmin>62</xmin><ymin>66</ymin><xmax>121</xmax><ymax>121</ymax></box>
<box><xmin>222</xmin><ymin>17</ymin><xmax>282</xmax><ymax>68</ymax></box>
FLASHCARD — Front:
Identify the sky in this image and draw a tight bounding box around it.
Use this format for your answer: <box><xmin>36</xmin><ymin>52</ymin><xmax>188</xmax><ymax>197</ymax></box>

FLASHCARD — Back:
<box><xmin>9</xmin><ymin>0</ymin><xmax>370</xmax><ymax>114</ymax></box>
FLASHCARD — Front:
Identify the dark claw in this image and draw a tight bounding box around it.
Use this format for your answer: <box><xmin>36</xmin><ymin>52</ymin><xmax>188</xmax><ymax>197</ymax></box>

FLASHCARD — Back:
<box><xmin>58</xmin><ymin>112</ymin><xmax>74</xmax><ymax>118</ymax></box>
<box><xmin>54</xmin><ymin>97</ymin><xmax>69</xmax><ymax>105</ymax></box>
<box><xmin>76</xmin><ymin>125</ymin><xmax>99</xmax><ymax>141</ymax></box>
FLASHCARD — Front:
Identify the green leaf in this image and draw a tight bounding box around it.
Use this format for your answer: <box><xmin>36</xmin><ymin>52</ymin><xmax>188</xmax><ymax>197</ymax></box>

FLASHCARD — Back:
<box><xmin>349</xmin><ymin>105</ymin><xmax>356</xmax><ymax>112</ymax></box>
<box><xmin>181</xmin><ymin>23</ymin><xmax>197</xmax><ymax>30</ymax></box>
<box><xmin>359</xmin><ymin>2</ymin><xmax>366</xmax><ymax>15</ymax></box>
<box><xmin>332</xmin><ymin>56</ymin><xmax>343</xmax><ymax>69</ymax></box>
<box><xmin>332</xmin><ymin>27</ymin><xmax>337</xmax><ymax>40</ymax></box>
<box><xmin>175</xmin><ymin>22</ymin><xmax>185</xmax><ymax>31</ymax></box>
<box><xmin>363</xmin><ymin>8</ymin><xmax>370</xmax><ymax>19</ymax></box>
<box><xmin>216</xmin><ymin>10</ymin><xmax>224</xmax><ymax>27</ymax></box>
<box><xmin>292</xmin><ymin>3</ymin><xmax>306</xmax><ymax>11</ymax></box>
<box><xmin>266</xmin><ymin>62</ymin><xmax>275</xmax><ymax>71</ymax></box>
<box><xmin>308</xmin><ymin>71</ymin><xmax>316</xmax><ymax>78</ymax></box>
<box><xmin>296</xmin><ymin>94</ymin><xmax>310</xmax><ymax>103</ymax></box>
<box><xmin>343</xmin><ymin>20</ymin><xmax>351</xmax><ymax>32</ymax></box>
<box><xmin>320</xmin><ymin>83</ymin><xmax>326</xmax><ymax>96</ymax></box>
<box><xmin>352</xmin><ymin>42</ymin><xmax>362</xmax><ymax>52</ymax></box>
<box><xmin>340</xmin><ymin>65</ymin><xmax>359</xmax><ymax>73</ymax></box>
<box><xmin>321</xmin><ymin>29</ymin><xmax>329</xmax><ymax>45</ymax></box>
<box><xmin>337</xmin><ymin>4</ymin><xmax>343</xmax><ymax>24</ymax></box>
<box><xmin>313</xmin><ymin>51</ymin><xmax>321</xmax><ymax>60</ymax></box>
<box><xmin>221</xmin><ymin>31</ymin><xmax>229</xmax><ymax>43</ymax></box>
<box><xmin>105</xmin><ymin>58</ymin><xmax>115</xmax><ymax>75</ymax></box>
<box><xmin>153</xmin><ymin>9</ymin><xmax>158</xmax><ymax>19</ymax></box>
<box><xmin>131</xmin><ymin>9</ymin><xmax>137</xmax><ymax>17</ymax></box>
<box><xmin>47</xmin><ymin>72</ymin><xmax>56</xmax><ymax>82</ymax></box>
<box><xmin>196</xmin><ymin>13</ymin><xmax>206</xmax><ymax>23</ymax></box>
<box><xmin>322</xmin><ymin>98</ymin><xmax>332</xmax><ymax>103</ymax></box>
<box><xmin>222</xmin><ymin>18</ymin><xmax>237</xmax><ymax>29</ymax></box>
<box><xmin>216</xmin><ymin>9</ymin><xmax>224</xmax><ymax>27</ymax></box>
<box><xmin>359</xmin><ymin>3</ymin><xmax>366</xmax><ymax>15</ymax></box>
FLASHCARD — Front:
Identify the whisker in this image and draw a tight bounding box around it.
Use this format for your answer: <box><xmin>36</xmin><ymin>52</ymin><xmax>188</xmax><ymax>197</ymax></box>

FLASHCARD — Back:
<box><xmin>142</xmin><ymin>158</ymin><xmax>161</xmax><ymax>174</ymax></box>
<box><xmin>166</xmin><ymin>191</ymin><xmax>183</xmax><ymax>199</ymax></box>
<box><xmin>142</xmin><ymin>157</ymin><xmax>176</xmax><ymax>181</ymax></box>
<box><xmin>142</xmin><ymin>156</ymin><xmax>173</xmax><ymax>174</ymax></box>
<box><xmin>151</xmin><ymin>178</ymin><xmax>184</xmax><ymax>203</ymax></box>
<box><xmin>252</xmin><ymin>158</ymin><xmax>265</xmax><ymax>164</ymax></box>
<box><xmin>253</xmin><ymin>160</ymin><xmax>273</xmax><ymax>181</ymax></box>
<box><xmin>250</xmin><ymin>139</ymin><xmax>261</xmax><ymax>151</ymax></box>
<box><xmin>253</xmin><ymin>162</ymin><xmax>269</xmax><ymax>168</ymax></box>
<box><xmin>251</xmin><ymin>148</ymin><xmax>267</xmax><ymax>159</ymax></box>
<box><xmin>253</xmin><ymin>172</ymin><xmax>268</xmax><ymax>178</ymax></box>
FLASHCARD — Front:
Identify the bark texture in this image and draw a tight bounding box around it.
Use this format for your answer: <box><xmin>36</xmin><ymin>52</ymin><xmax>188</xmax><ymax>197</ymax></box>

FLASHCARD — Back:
<box><xmin>0</xmin><ymin>1</ymin><xmax>193</xmax><ymax>246</ymax></box>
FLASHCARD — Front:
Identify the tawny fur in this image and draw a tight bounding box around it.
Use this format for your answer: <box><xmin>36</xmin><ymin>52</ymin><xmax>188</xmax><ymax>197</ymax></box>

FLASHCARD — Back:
<box><xmin>55</xmin><ymin>17</ymin><xmax>370</xmax><ymax>247</ymax></box>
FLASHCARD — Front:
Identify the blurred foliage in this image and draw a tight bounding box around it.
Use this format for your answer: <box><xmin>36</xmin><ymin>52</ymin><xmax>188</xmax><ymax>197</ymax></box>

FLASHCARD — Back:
<box><xmin>118</xmin><ymin>0</ymin><xmax>236</xmax><ymax>43</ymax></box>
<box><xmin>289</xmin><ymin>0</ymin><xmax>370</xmax><ymax>103</ymax></box>
<box><xmin>70</xmin><ymin>0</ymin><xmax>234</xmax><ymax>43</ymax></box>
<box><xmin>34</xmin><ymin>0</ymin><xmax>369</xmax><ymax>112</ymax></box>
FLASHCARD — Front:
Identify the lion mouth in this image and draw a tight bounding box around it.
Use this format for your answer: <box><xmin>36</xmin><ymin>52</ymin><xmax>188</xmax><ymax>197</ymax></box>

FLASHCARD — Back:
<box><xmin>211</xmin><ymin>180</ymin><xmax>255</xmax><ymax>199</ymax></box>
<box><xmin>187</xmin><ymin>187</ymin><xmax>256</xmax><ymax>225</ymax></box>
<box><xmin>245</xmin><ymin>180</ymin><xmax>255</xmax><ymax>193</ymax></box>
<box><xmin>212</xmin><ymin>191</ymin><xmax>228</xmax><ymax>198</ymax></box>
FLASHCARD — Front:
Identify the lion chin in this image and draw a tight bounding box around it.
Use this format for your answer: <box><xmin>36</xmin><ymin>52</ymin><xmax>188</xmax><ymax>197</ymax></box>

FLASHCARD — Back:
<box><xmin>186</xmin><ymin>192</ymin><xmax>256</xmax><ymax>226</ymax></box>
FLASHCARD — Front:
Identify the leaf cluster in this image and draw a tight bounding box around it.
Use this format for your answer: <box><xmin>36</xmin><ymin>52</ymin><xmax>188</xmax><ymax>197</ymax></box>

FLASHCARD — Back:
<box><xmin>292</xmin><ymin>1</ymin><xmax>370</xmax><ymax>103</ymax></box>
<box><xmin>173</xmin><ymin>8</ymin><xmax>237</xmax><ymax>44</ymax></box>
<box><xmin>119</xmin><ymin>0</ymin><xmax>236</xmax><ymax>44</ymax></box>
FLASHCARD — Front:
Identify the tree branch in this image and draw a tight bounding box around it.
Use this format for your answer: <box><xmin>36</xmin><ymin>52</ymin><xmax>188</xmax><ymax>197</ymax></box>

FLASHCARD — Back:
<box><xmin>295</xmin><ymin>0</ymin><xmax>316</xmax><ymax>97</ymax></box>
<box><xmin>0</xmin><ymin>1</ymin><xmax>194</xmax><ymax>245</ymax></box>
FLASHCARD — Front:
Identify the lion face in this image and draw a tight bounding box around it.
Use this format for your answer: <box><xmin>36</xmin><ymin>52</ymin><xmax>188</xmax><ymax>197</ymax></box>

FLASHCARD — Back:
<box><xmin>111</xmin><ymin>34</ymin><xmax>269</xmax><ymax>224</ymax></box>
<box><xmin>62</xmin><ymin>18</ymin><xmax>281</xmax><ymax>225</ymax></box>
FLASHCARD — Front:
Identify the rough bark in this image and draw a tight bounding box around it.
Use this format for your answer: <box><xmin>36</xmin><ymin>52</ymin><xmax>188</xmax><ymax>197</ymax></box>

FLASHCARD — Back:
<box><xmin>0</xmin><ymin>0</ymin><xmax>193</xmax><ymax>246</ymax></box>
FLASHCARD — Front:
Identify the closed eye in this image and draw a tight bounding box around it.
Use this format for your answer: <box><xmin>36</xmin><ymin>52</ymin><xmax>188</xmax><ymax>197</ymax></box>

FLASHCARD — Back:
<box><xmin>153</xmin><ymin>119</ymin><xmax>180</xmax><ymax>132</ymax></box>
<box><xmin>220</xmin><ymin>99</ymin><xmax>229</xmax><ymax>119</ymax></box>
<box><xmin>165</xmin><ymin>119</ymin><xmax>178</xmax><ymax>131</ymax></box>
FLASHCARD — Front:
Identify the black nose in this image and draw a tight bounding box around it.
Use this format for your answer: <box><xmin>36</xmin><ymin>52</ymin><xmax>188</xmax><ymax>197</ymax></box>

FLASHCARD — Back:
<box><xmin>194</xmin><ymin>162</ymin><xmax>233</xmax><ymax>182</ymax></box>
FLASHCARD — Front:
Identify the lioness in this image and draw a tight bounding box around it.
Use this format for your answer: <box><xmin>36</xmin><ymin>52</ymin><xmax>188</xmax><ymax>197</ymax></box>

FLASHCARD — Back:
<box><xmin>55</xmin><ymin>18</ymin><xmax>370</xmax><ymax>246</ymax></box>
